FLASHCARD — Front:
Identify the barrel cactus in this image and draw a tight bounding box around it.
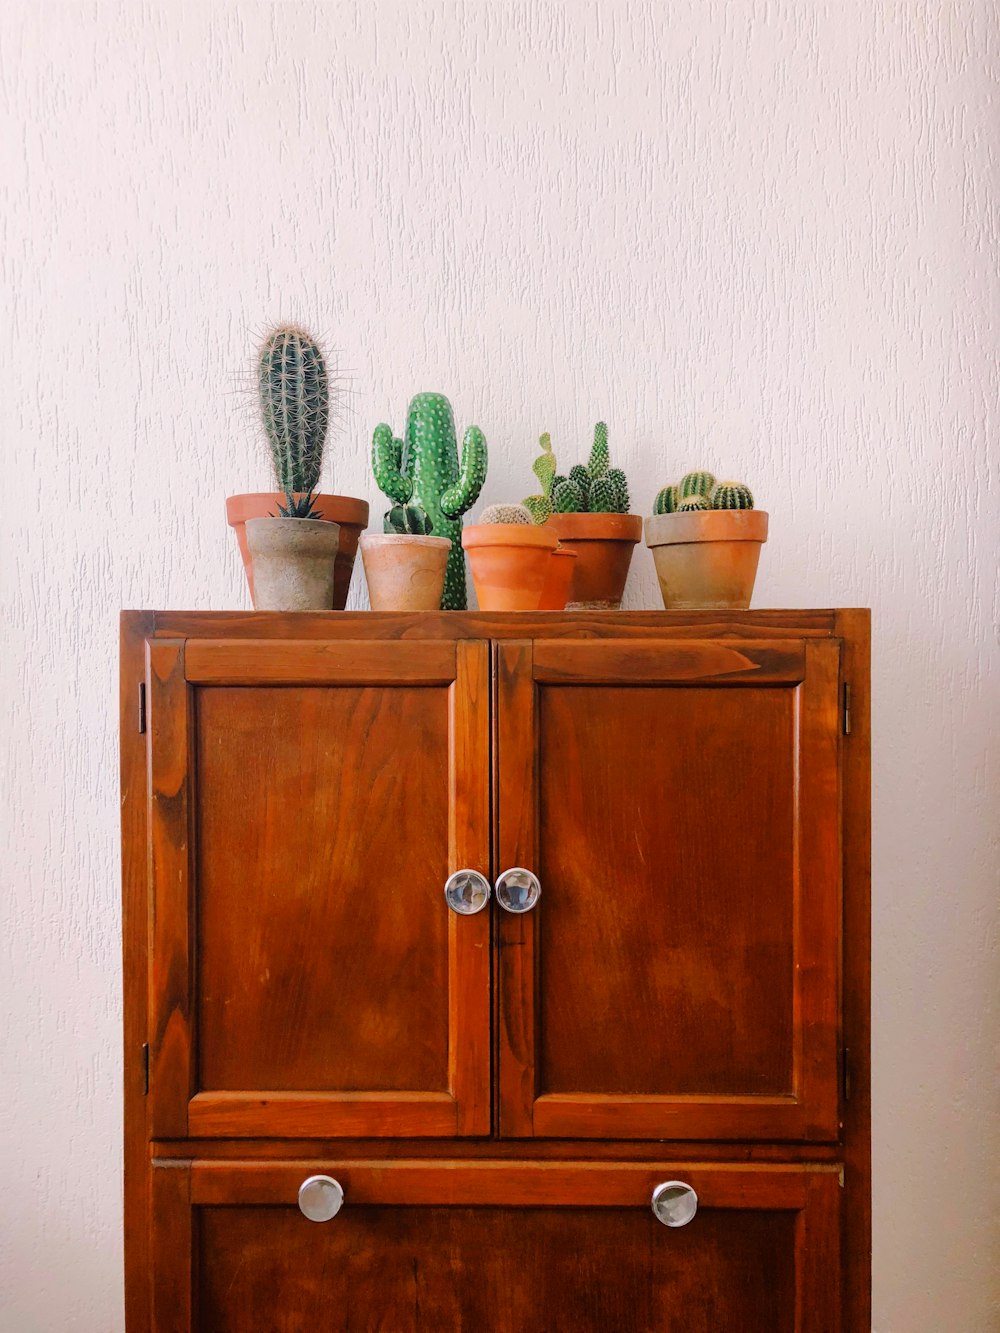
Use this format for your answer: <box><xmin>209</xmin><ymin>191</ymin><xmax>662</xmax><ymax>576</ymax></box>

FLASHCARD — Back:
<box><xmin>372</xmin><ymin>393</ymin><xmax>487</xmax><ymax>609</ymax></box>
<box><xmin>384</xmin><ymin>502</ymin><xmax>433</xmax><ymax>535</ymax></box>
<box><xmin>258</xmin><ymin>326</ymin><xmax>329</xmax><ymax>492</ymax></box>
<box><xmin>679</xmin><ymin>470</ymin><xmax>716</xmax><ymax>502</ymax></box>
<box><xmin>711</xmin><ymin>482</ymin><xmax>755</xmax><ymax>510</ymax></box>
<box><xmin>654</xmin><ymin>485</ymin><xmax>679</xmax><ymax>515</ymax></box>
<box><xmin>677</xmin><ymin>494</ymin><xmax>711</xmax><ymax>512</ymax></box>
<box><xmin>480</xmin><ymin>503</ymin><xmax>533</xmax><ymax>525</ymax></box>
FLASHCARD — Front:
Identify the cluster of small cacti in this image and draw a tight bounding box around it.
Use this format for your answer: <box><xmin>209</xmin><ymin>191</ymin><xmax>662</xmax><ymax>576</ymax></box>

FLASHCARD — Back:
<box><xmin>372</xmin><ymin>393</ymin><xmax>487</xmax><ymax>608</ymax></box>
<box><xmin>522</xmin><ymin>422</ymin><xmax>631</xmax><ymax>520</ymax></box>
<box><xmin>272</xmin><ymin>491</ymin><xmax>325</xmax><ymax>520</ymax></box>
<box><xmin>383</xmin><ymin>502</ymin><xmax>433</xmax><ymax>535</ymax></box>
<box><xmin>258</xmin><ymin>326</ymin><xmax>329</xmax><ymax>493</ymax></box>
<box><xmin>654</xmin><ymin>472</ymin><xmax>754</xmax><ymax>515</ymax></box>
<box><xmin>480</xmin><ymin>502</ymin><xmax>533</xmax><ymax>525</ymax></box>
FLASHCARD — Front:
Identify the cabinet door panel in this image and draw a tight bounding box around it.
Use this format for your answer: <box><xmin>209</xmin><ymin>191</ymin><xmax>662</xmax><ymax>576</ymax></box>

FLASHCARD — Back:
<box><xmin>146</xmin><ymin>638</ymin><xmax>490</xmax><ymax>1138</ymax></box>
<box><xmin>496</xmin><ymin>638</ymin><xmax>841</xmax><ymax>1141</ymax></box>
<box><xmin>151</xmin><ymin>1160</ymin><xmax>840</xmax><ymax>1333</ymax></box>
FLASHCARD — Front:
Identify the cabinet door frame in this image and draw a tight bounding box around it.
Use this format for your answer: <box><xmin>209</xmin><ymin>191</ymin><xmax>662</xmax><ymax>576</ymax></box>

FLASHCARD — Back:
<box><xmin>495</xmin><ymin>637</ymin><xmax>843</xmax><ymax>1142</ymax></box>
<box><xmin>151</xmin><ymin>1158</ymin><xmax>840</xmax><ymax>1333</ymax></box>
<box><xmin>145</xmin><ymin>636</ymin><xmax>491</xmax><ymax>1139</ymax></box>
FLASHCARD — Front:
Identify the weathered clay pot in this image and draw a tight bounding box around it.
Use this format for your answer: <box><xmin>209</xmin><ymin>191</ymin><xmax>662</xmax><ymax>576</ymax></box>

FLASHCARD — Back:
<box><xmin>462</xmin><ymin>524</ymin><xmax>559</xmax><ymax>611</ymax></box>
<box><xmin>226</xmin><ymin>493</ymin><xmax>369</xmax><ymax>609</ymax></box>
<box><xmin>244</xmin><ymin>517</ymin><xmax>342</xmax><ymax>611</ymax></box>
<box><xmin>360</xmin><ymin>533</ymin><xmax>451</xmax><ymax>611</ymax></box>
<box><xmin>644</xmin><ymin>509</ymin><xmax>769</xmax><ymax>609</ymax></box>
<box><xmin>538</xmin><ymin>547</ymin><xmax>578</xmax><ymax>611</ymax></box>
<box><xmin>544</xmin><ymin>513</ymin><xmax>643</xmax><ymax>610</ymax></box>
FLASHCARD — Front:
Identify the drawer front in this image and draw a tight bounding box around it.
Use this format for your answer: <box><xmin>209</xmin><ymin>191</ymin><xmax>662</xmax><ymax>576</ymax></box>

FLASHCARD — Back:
<box><xmin>151</xmin><ymin>1160</ymin><xmax>840</xmax><ymax>1332</ymax></box>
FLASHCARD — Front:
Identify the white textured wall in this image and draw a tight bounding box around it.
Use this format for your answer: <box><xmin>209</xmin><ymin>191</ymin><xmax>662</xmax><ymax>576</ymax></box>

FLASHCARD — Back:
<box><xmin>2</xmin><ymin>3</ymin><xmax>997</xmax><ymax>1329</ymax></box>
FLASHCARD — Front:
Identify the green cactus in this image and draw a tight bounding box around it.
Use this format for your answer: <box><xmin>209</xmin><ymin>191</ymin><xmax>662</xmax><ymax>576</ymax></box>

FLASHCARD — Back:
<box><xmin>522</xmin><ymin>433</ymin><xmax>557</xmax><ymax>523</ymax></box>
<box><xmin>272</xmin><ymin>491</ymin><xmax>325</xmax><ymax>520</ymax></box>
<box><xmin>677</xmin><ymin>494</ymin><xmax>710</xmax><ymax>512</ymax></box>
<box><xmin>384</xmin><ymin>502</ymin><xmax>433</xmax><ymax>535</ymax></box>
<box><xmin>480</xmin><ymin>503</ymin><xmax>533</xmax><ymax>525</ymax></box>
<box><xmin>711</xmin><ymin>481</ymin><xmax>755</xmax><ymax>510</ymax></box>
<box><xmin>653</xmin><ymin>484</ymin><xmax>679</xmax><ymax>515</ymax></box>
<box><xmin>588</xmin><ymin>421</ymin><xmax>609</xmax><ymax>478</ymax></box>
<box><xmin>553</xmin><ymin>477</ymin><xmax>585</xmax><ymax>512</ymax></box>
<box><xmin>258</xmin><ymin>326</ymin><xmax>329</xmax><ymax>493</ymax></box>
<box><xmin>372</xmin><ymin>393</ymin><xmax>487</xmax><ymax>609</ymax></box>
<box><xmin>524</xmin><ymin>495</ymin><xmax>553</xmax><ymax>523</ymax></box>
<box><xmin>679</xmin><ymin>470</ymin><xmax>716</xmax><ymax>501</ymax></box>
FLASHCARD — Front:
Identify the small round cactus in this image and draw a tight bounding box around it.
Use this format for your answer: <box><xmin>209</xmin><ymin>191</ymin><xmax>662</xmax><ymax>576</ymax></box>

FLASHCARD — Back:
<box><xmin>384</xmin><ymin>502</ymin><xmax>433</xmax><ymax>534</ymax></box>
<box><xmin>677</xmin><ymin>494</ymin><xmax>711</xmax><ymax>512</ymax></box>
<box><xmin>480</xmin><ymin>503</ymin><xmax>533</xmax><ymax>525</ymax></box>
<box><xmin>653</xmin><ymin>484</ymin><xmax>679</xmax><ymax>515</ymax></box>
<box><xmin>711</xmin><ymin>482</ymin><xmax>754</xmax><ymax>510</ymax></box>
<box><xmin>679</xmin><ymin>470</ymin><xmax>716</xmax><ymax>501</ymax></box>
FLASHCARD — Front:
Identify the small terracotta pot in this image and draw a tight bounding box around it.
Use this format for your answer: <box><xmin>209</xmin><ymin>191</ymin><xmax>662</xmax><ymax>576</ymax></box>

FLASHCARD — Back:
<box><xmin>544</xmin><ymin>513</ymin><xmax>643</xmax><ymax>610</ymax></box>
<box><xmin>226</xmin><ymin>493</ymin><xmax>369</xmax><ymax>609</ymax></box>
<box><xmin>360</xmin><ymin>533</ymin><xmax>452</xmax><ymax>611</ymax></box>
<box><xmin>644</xmin><ymin>509</ymin><xmax>769</xmax><ymax>609</ymax></box>
<box><xmin>462</xmin><ymin>524</ymin><xmax>559</xmax><ymax>611</ymax></box>
<box><xmin>538</xmin><ymin>547</ymin><xmax>578</xmax><ymax>611</ymax></box>
<box><xmin>245</xmin><ymin>517</ymin><xmax>342</xmax><ymax>611</ymax></box>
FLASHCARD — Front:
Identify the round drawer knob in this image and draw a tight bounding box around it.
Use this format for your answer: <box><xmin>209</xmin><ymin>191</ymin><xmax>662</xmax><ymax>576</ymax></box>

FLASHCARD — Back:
<box><xmin>444</xmin><ymin>869</ymin><xmax>491</xmax><ymax>915</ymax></box>
<box><xmin>651</xmin><ymin>1181</ymin><xmax>698</xmax><ymax>1227</ymax></box>
<box><xmin>495</xmin><ymin>867</ymin><xmax>541</xmax><ymax>914</ymax></box>
<box><xmin>298</xmin><ymin>1175</ymin><xmax>344</xmax><ymax>1222</ymax></box>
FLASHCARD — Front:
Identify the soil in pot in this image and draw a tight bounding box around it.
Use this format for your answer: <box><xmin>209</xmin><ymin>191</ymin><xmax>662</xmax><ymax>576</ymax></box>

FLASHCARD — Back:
<box><xmin>644</xmin><ymin>509</ymin><xmax>769</xmax><ymax>609</ymax></box>
<box><xmin>244</xmin><ymin>517</ymin><xmax>342</xmax><ymax>611</ymax></box>
<box><xmin>462</xmin><ymin>524</ymin><xmax>558</xmax><ymax>611</ymax></box>
<box><xmin>544</xmin><ymin>512</ymin><xmax>643</xmax><ymax>610</ymax></box>
<box><xmin>538</xmin><ymin>547</ymin><xmax>578</xmax><ymax>611</ymax></box>
<box><xmin>227</xmin><ymin>493</ymin><xmax>369</xmax><ymax>609</ymax></box>
<box><xmin>360</xmin><ymin>533</ymin><xmax>452</xmax><ymax>611</ymax></box>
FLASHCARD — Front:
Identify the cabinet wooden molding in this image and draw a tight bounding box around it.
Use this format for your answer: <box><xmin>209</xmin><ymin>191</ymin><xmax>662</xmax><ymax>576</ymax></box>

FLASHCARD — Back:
<box><xmin>122</xmin><ymin>610</ymin><xmax>871</xmax><ymax>1332</ymax></box>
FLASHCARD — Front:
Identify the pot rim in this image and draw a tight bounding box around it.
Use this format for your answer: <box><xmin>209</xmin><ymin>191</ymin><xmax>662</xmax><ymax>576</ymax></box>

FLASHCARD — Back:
<box><xmin>644</xmin><ymin>509</ymin><xmax>769</xmax><ymax>548</ymax></box>
<box><xmin>226</xmin><ymin>492</ymin><xmax>369</xmax><ymax>526</ymax></box>
<box><xmin>546</xmin><ymin>512</ymin><xmax>643</xmax><ymax>542</ymax></box>
<box><xmin>360</xmin><ymin>532</ymin><xmax>452</xmax><ymax>549</ymax></box>
<box><xmin>462</xmin><ymin>524</ymin><xmax>559</xmax><ymax>550</ymax></box>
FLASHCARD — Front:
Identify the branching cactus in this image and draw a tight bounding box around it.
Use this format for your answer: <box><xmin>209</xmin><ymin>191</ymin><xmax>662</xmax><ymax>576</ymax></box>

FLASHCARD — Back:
<box><xmin>372</xmin><ymin>393</ymin><xmax>487</xmax><ymax>609</ymax></box>
<box><xmin>480</xmin><ymin>503</ymin><xmax>533</xmax><ymax>525</ymax></box>
<box><xmin>654</xmin><ymin>484</ymin><xmax>679</xmax><ymax>515</ymax></box>
<box><xmin>711</xmin><ymin>482</ymin><xmax>755</xmax><ymax>510</ymax></box>
<box><xmin>258</xmin><ymin>326</ymin><xmax>329</xmax><ymax>492</ymax></box>
<box><xmin>384</xmin><ymin>502</ymin><xmax>433</xmax><ymax>535</ymax></box>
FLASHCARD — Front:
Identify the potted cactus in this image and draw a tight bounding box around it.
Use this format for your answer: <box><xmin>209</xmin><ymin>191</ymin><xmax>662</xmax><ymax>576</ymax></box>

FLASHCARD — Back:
<box><xmin>644</xmin><ymin>472</ymin><xmax>769</xmax><ymax>609</ymax></box>
<box><xmin>523</xmin><ymin>423</ymin><xmax>642</xmax><ymax>609</ymax></box>
<box><xmin>360</xmin><ymin>502</ymin><xmax>452</xmax><ymax>611</ymax></box>
<box><xmin>226</xmin><ymin>325</ymin><xmax>369</xmax><ymax>609</ymax></box>
<box><xmin>372</xmin><ymin>393</ymin><xmax>487</xmax><ymax>609</ymax></box>
<box><xmin>462</xmin><ymin>503</ymin><xmax>559</xmax><ymax>611</ymax></box>
<box><xmin>244</xmin><ymin>491</ymin><xmax>342</xmax><ymax>611</ymax></box>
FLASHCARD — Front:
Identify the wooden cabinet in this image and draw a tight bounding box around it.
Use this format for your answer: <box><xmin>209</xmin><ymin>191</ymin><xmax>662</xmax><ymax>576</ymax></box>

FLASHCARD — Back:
<box><xmin>122</xmin><ymin>611</ymin><xmax>870</xmax><ymax>1332</ymax></box>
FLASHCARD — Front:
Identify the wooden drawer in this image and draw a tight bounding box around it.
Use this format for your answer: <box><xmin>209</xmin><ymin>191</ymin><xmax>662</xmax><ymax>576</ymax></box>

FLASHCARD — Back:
<box><xmin>151</xmin><ymin>1159</ymin><xmax>841</xmax><ymax>1332</ymax></box>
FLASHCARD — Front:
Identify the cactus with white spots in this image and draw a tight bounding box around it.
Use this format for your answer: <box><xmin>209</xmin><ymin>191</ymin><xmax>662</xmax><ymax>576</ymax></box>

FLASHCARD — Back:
<box><xmin>372</xmin><ymin>392</ymin><xmax>487</xmax><ymax>609</ymax></box>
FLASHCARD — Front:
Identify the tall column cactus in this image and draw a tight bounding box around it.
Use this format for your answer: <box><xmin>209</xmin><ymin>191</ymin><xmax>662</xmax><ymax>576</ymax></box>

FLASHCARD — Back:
<box><xmin>258</xmin><ymin>326</ymin><xmax>329</xmax><ymax>492</ymax></box>
<box><xmin>372</xmin><ymin>393</ymin><xmax>487</xmax><ymax>609</ymax></box>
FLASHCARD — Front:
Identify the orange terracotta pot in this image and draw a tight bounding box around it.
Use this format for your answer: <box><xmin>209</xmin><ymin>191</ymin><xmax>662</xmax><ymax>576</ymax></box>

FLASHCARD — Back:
<box><xmin>226</xmin><ymin>493</ymin><xmax>369</xmax><ymax>610</ymax></box>
<box><xmin>462</xmin><ymin>524</ymin><xmax>558</xmax><ymax>611</ymax></box>
<box><xmin>544</xmin><ymin>512</ymin><xmax>643</xmax><ymax>610</ymax></box>
<box><xmin>538</xmin><ymin>547</ymin><xmax>578</xmax><ymax>611</ymax></box>
<box><xmin>359</xmin><ymin>533</ymin><xmax>451</xmax><ymax>611</ymax></box>
<box><xmin>644</xmin><ymin>509</ymin><xmax>769</xmax><ymax>609</ymax></box>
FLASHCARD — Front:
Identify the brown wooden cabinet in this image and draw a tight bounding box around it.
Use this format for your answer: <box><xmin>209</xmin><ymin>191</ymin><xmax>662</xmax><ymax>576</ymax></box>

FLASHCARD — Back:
<box><xmin>122</xmin><ymin>610</ymin><xmax>870</xmax><ymax>1332</ymax></box>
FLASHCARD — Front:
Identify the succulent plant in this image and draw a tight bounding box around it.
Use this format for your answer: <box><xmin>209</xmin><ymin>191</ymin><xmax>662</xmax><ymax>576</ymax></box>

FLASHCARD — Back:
<box><xmin>480</xmin><ymin>503</ymin><xmax>533</xmax><ymax>525</ymax></box>
<box><xmin>588</xmin><ymin>421</ymin><xmax>610</xmax><ymax>479</ymax></box>
<box><xmin>677</xmin><ymin>494</ymin><xmax>711</xmax><ymax>512</ymax></box>
<box><xmin>258</xmin><ymin>326</ymin><xmax>329</xmax><ymax>493</ymax></box>
<box><xmin>679</xmin><ymin>470</ymin><xmax>716</xmax><ymax>501</ymax></box>
<box><xmin>522</xmin><ymin>433</ymin><xmax>557</xmax><ymax>523</ymax></box>
<box><xmin>272</xmin><ymin>491</ymin><xmax>325</xmax><ymax>520</ymax></box>
<box><xmin>384</xmin><ymin>502</ymin><xmax>434</xmax><ymax>535</ymax></box>
<box><xmin>653</xmin><ymin>484</ymin><xmax>679</xmax><ymax>515</ymax></box>
<box><xmin>535</xmin><ymin>422</ymin><xmax>631</xmax><ymax>517</ymax></box>
<box><xmin>553</xmin><ymin>477</ymin><xmax>585</xmax><ymax>512</ymax></box>
<box><xmin>711</xmin><ymin>481</ymin><xmax>755</xmax><ymax>510</ymax></box>
<box><xmin>372</xmin><ymin>393</ymin><xmax>487</xmax><ymax>609</ymax></box>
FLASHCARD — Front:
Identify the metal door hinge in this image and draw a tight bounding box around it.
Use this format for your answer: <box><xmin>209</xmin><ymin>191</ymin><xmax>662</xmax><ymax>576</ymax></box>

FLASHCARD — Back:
<box><xmin>141</xmin><ymin>1043</ymin><xmax>149</xmax><ymax>1096</ymax></box>
<box><xmin>842</xmin><ymin>682</ymin><xmax>852</xmax><ymax>736</ymax></box>
<box><xmin>841</xmin><ymin>1046</ymin><xmax>852</xmax><ymax>1102</ymax></box>
<box><xmin>138</xmin><ymin>682</ymin><xmax>147</xmax><ymax>734</ymax></box>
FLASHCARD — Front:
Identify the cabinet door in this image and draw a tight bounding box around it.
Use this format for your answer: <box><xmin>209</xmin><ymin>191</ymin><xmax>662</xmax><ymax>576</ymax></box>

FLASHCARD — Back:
<box><xmin>496</xmin><ymin>638</ymin><xmax>842</xmax><ymax>1141</ymax></box>
<box><xmin>145</xmin><ymin>637</ymin><xmax>490</xmax><ymax>1138</ymax></box>
<box><xmin>151</xmin><ymin>1159</ymin><xmax>840</xmax><ymax>1332</ymax></box>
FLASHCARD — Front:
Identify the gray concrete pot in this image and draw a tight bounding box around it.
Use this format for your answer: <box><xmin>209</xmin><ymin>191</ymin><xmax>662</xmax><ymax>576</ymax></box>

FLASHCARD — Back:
<box><xmin>245</xmin><ymin>517</ymin><xmax>342</xmax><ymax>611</ymax></box>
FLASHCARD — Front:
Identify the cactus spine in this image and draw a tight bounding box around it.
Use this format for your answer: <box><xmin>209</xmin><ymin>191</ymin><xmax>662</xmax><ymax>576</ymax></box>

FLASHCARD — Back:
<box><xmin>372</xmin><ymin>393</ymin><xmax>487</xmax><ymax>609</ymax></box>
<box><xmin>384</xmin><ymin>502</ymin><xmax>433</xmax><ymax>535</ymax></box>
<box><xmin>258</xmin><ymin>326</ymin><xmax>329</xmax><ymax>493</ymax></box>
<box><xmin>679</xmin><ymin>470</ymin><xmax>716</xmax><ymax>501</ymax></box>
<box><xmin>677</xmin><ymin>494</ymin><xmax>710</xmax><ymax>512</ymax></box>
<box><xmin>711</xmin><ymin>482</ymin><xmax>754</xmax><ymax>510</ymax></box>
<box><xmin>480</xmin><ymin>503</ymin><xmax>533</xmax><ymax>525</ymax></box>
<box><xmin>654</xmin><ymin>484</ymin><xmax>679</xmax><ymax>515</ymax></box>
<box><xmin>588</xmin><ymin>421</ymin><xmax>610</xmax><ymax>479</ymax></box>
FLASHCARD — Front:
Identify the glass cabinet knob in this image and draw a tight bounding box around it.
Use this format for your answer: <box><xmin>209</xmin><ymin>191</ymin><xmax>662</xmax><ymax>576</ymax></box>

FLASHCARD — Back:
<box><xmin>651</xmin><ymin>1181</ymin><xmax>698</xmax><ymax>1227</ymax></box>
<box><xmin>444</xmin><ymin>869</ymin><xmax>491</xmax><ymax>915</ymax></box>
<box><xmin>495</xmin><ymin>867</ymin><xmax>541</xmax><ymax>914</ymax></box>
<box><xmin>298</xmin><ymin>1175</ymin><xmax>344</xmax><ymax>1222</ymax></box>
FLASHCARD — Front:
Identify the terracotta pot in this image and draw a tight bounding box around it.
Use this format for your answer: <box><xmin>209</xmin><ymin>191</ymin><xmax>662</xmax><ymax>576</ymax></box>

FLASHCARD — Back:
<box><xmin>644</xmin><ymin>509</ymin><xmax>769</xmax><ymax>609</ymax></box>
<box><xmin>245</xmin><ymin>517</ymin><xmax>342</xmax><ymax>611</ymax></box>
<box><xmin>360</xmin><ymin>533</ymin><xmax>451</xmax><ymax>611</ymax></box>
<box><xmin>226</xmin><ymin>493</ymin><xmax>369</xmax><ymax>609</ymax></box>
<box><xmin>538</xmin><ymin>547</ymin><xmax>578</xmax><ymax>611</ymax></box>
<box><xmin>462</xmin><ymin>524</ymin><xmax>559</xmax><ymax>611</ymax></box>
<box><xmin>544</xmin><ymin>513</ymin><xmax>643</xmax><ymax>610</ymax></box>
